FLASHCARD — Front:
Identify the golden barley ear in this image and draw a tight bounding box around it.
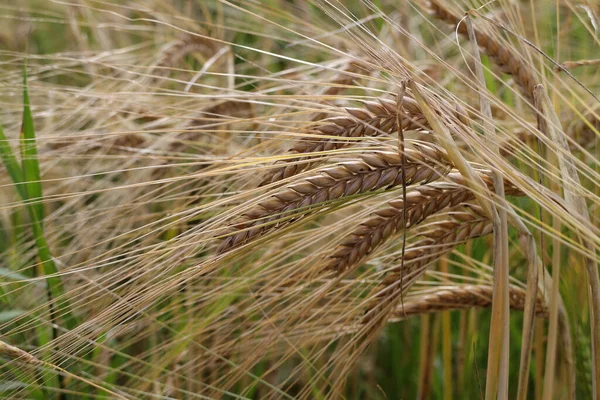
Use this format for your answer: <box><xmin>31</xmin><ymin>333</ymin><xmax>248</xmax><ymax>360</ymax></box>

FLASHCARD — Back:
<box><xmin>259</xmin><ymin>96</ymin><xmax>431</xmax><ymax>186</ymax></box>
<box><xmin>324</xmin><ymin>171</ymin><xmax>523</xmax><ymax>275</ymax></box>
<box><xmin>218</xmin><ymin>142</ymin><xmax>453</xmax><ymax>253</ymax></box>
<box><xmin>390</xmin><ymin>284</ymin><xmax>548</xmax><ymax>319</ymax></box>
<box><xmin>428</xmin><ymin>0</ymin><xmax>538</xmax><ymax>101</ymax></box>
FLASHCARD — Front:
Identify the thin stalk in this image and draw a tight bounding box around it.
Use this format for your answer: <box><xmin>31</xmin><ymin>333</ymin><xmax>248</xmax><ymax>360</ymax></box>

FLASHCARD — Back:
<box><xmin>396</xmin><ymin>81</ymin><xmax>408</xmax><ymax>314</ymax></box>
<box><xmin>464</xmin><ymin>15</ymin><xmax>510</xmax><ymax>399</ymax></box>
<box><xmin>440</xmin><ymin>257</ymin><xmax>453</xmax><ymax>400</ymax></box>
<box><xmin>534</xmin><ymin>318</ymin><xmax>545</xmax><ymax>400</ymax></box>
<box><xmin>417</xmin><ymin>313</ymin><xmax>438</xmax><ymax>400</ymax></box>
<box><xmin>417</xmin><ymin>313</ymin><xmax>430</xmax><ymax>400</ymax></box>
<box><xmin>558</xmin><ymin>299</ymin><xmax>576</xmax><ymax>400</ymax></box>
<box><xmin>542</xmin><ymin>149</ymin><xmax>562</xmax><ymax>399</ymax></box>
<box><xmin>457</xmin><ymin>310</ymin><xmax>467</xmax><ymax>396</ymax></box>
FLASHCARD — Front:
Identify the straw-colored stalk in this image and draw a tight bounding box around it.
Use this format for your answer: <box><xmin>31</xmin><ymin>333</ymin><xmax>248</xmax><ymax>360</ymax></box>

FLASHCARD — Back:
<box><xmin>464</xmin><ymin>15</ymin><xmax>511</xmax><ymax>399</ymax></box>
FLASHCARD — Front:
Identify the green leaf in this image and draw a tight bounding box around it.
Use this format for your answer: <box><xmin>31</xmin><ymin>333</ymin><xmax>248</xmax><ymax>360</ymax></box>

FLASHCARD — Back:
<box><xmin>20</xmin><ymin>67</ymin><xmax>44</xmax><ymax>224</ymax></box>
<box><xmin>0</xmin><ymin>68</ymin><xmax>79</xmax><ymax>334</ymax></box>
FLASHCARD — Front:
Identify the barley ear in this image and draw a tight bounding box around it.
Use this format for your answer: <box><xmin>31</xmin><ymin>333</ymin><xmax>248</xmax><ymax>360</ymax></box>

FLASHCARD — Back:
<box><xmin>428</xmin><ymin>0</ymin><xmax>538</xmax><ymax>101</ymax></box>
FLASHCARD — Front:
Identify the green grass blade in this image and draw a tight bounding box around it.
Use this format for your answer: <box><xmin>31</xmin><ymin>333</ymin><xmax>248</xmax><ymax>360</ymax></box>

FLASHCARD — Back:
<box><xmin>0</xmin><ymin>72</ymin><xmax>79</xmax><ymax>332</ymax></box>
<box><xmin>20</xmin><ymin>68</ymin><xmax>44</xmax><ymax>224</ymax></box>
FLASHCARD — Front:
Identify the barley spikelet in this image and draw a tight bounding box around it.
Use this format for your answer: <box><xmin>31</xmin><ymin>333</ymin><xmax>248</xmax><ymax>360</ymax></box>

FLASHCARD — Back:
<box><xmin>260</xmin><ymin>96</ymin><xmax>430</xmax><ymax>185</ymax></box>
<box><xmin>391</xmin><ymin>284</ymin><xmax>547</xmax><ymax>319</ymax></box>
<box><xmin>326</xmin><ymin>171</ymin><xmax>523</xmax><ymax>273</ymax></box>
<box><xmin>218</xmin><ymin>143</ymin><xmax>452</xmax><ymax>253</ymax></box>
<box><xmin>429</xmin><ymin>0</ymin><xmax>537</xmax><ymax>100</ymax></box>
<box><xmin>363</xmin><ymin>204</ymin><xmax>492</xmax><ymax>324</ymax></box>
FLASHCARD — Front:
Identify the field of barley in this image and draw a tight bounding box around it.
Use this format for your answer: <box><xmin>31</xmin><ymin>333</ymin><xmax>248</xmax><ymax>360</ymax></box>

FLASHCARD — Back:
<box><xmin>0</xmin><ymin>0</ymin><xmax>599</xmax><ymax>398</ymax></box>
